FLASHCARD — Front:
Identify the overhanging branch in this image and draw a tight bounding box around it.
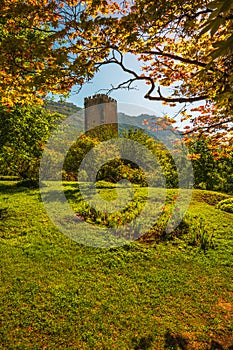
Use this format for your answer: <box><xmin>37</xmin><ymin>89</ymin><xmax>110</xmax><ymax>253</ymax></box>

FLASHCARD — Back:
<box><xmin>96</xmin><ymin>49</ymin><xmax>208</xmax><ymax>103</ymax></box>
<box><xmin>182</xmin><ymin>118</ymin><xmax>233</xmax><ymax>136</ymax></box>
<box><xmin>140</xmin><ymin>49</ymin><xmax>208</xmax><ymax>68</ymax></box>
<box><xmin>145</xmin><ymin>86</ymin><xmax>208</xmax><ymax>103</ymax></box>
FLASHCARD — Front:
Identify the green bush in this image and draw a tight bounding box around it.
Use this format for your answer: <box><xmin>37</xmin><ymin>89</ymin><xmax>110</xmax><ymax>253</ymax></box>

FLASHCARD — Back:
<box><xmin>186</xmin><ymin>215</ymin><xmax>214</xmax><ymax>251</ymax></box>
<box><xmin>216</xmin><ymin>198</ymin><xmax>233</xmax><ymax>213</ymax></box>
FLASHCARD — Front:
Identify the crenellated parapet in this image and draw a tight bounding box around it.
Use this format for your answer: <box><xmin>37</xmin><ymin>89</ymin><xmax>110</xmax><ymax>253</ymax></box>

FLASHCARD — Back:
<box><xmin>84</xmin><ymin>94</ymin><xmax>117</xmax><ymax>108</ymax></box>
<box><xmin>84</xmin><ymin>94</ymin><xmax>118</xmax><ymax>133</ymax></box>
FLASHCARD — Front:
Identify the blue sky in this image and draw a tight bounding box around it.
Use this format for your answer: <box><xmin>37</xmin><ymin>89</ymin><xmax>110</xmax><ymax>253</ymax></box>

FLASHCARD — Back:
<box><xmin>66</xmin><ymin>53</ymin><xmax>184</xmax><ymax>119</ymax></box>
<box><xmin>61</xmin><ymin>53</ymin><xmax>197</xmax><ymax>130</ymax></box>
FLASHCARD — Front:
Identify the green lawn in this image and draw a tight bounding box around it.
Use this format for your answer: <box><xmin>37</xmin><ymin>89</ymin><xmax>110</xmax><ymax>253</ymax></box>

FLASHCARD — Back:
<box><xmin>0</xmin><ymin>181</ymin><xmax>233</xmax><ymax>349</ymax></box>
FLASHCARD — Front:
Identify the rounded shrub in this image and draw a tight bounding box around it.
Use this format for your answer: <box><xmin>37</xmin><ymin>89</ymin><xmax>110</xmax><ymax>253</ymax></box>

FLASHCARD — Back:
<box><xmin>216</xmin><ymin>198</ymin><xmax>233</xmax><ymax>213</ymax></box>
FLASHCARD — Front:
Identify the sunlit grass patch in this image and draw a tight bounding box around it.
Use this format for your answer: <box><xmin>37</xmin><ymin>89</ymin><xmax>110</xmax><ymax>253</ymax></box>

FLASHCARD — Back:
<box><xmin>0</xmin><ymin>181</ymin><xmax>233</xmax><ymax>349</ymax></box>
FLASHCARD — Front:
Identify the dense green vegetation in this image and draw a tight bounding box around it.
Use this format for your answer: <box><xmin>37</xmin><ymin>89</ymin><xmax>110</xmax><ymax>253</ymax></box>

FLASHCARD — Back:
<box><xmin>188</xmin><ymin>138</ymin><xmax>233</xmax><ymax>194</ymax></box>
<box><xmin>1</xmin><ymin>102</ymin><xmax>232</xmax><ymax>194</ymax></box>
<box><xmin>63</xmin><ymin>128</ymin><xmax>180</xmax><ymax>189</ymax></box>
<box><xmin>0</xmin><ymin>104</ymin><xmax>64</xmax><ymax>181</ymax></box>
<box><xmin>0</xmin><ymin>181</ymin><xmax>232</xmax><ymax>349</ymax></box>
<box><xmin>62</xmin><ymin>126</ymin><xmax>233</xmax><ymax>194</ymax></box>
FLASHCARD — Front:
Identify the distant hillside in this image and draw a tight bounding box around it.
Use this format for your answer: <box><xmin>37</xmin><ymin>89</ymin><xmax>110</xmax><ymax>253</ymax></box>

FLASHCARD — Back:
<box><xmin>44</xmin><ymin>100</ymin><xmax>81</xmax><ymax>116</ymax></box>
<box><xmin>118</xmin><ymin>112</ymin><xmax>181</xmax><ymax>143</ymax></box>
<box><xmin>43</xmin><ymin>102</ymin><xmax>180</xmax><ymax>141</ymax></box>
<box><xmin>118</xmin><ymin>112</ymin><xmax>158</xmax><ymax>130</ymax></box>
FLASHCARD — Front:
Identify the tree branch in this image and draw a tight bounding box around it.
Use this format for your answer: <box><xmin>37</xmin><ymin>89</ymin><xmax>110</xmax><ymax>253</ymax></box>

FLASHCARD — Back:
<box><xmin>140</xmin><ymin>49</ymin><xmax>208</xmax><ymax>68</ymax></box>
<box><xmin>186</xmin><ymin>8</ymin><xmax>212</xmax><ymax>20</ymax></box>
<box><xmin>146</xmin><ymin>86</ymin><xmax>208</xmax><ymax>103</ymax></box>
<box><xmin>97</xmin><ymin>79</ymin><xmax>139</xmax><ymax>94</ymax></box>
<box><xmin>96</xmin><ymin>49</ymin><xmax>209</xmax><ymax>104</ymax></box>
<box><xmin>183</xmin><ymin>118</ymin><xmax>232</xmax><ymax>135</ymax></box>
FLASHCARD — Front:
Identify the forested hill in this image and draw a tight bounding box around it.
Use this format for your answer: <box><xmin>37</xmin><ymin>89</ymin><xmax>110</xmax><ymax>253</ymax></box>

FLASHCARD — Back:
<box><xmin>44</xmin><ymin>100</ymin><xmax>81</xmax><ymax>116</ymax></box>
<box><xmin>44</xmin><ymin>101</ymin><xmax>159</xmax><ymax>129</ymax></box>
<box><xmin>44</xmin><ymin>101</ymin><xmax>174</xmax><ymax>138</ymax></box>
<box><xmin>118</xmin><ymin>112</ymin><xmax>158</xmax><ymax>130</ymax></box>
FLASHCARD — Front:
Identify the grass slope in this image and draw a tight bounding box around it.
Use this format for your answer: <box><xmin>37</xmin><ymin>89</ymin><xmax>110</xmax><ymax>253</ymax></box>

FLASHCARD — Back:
<box><xmin>0</xmin><ymin>182</ymin><xmax>233</xmax><ymax>349</ymax></box>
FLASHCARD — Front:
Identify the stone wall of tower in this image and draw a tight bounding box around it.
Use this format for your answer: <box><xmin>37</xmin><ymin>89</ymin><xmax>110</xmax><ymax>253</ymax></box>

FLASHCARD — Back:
<box><xmin>84</xmin><ymin>94</ymin><xmax>118</xmax><ymax>133</ymax></box>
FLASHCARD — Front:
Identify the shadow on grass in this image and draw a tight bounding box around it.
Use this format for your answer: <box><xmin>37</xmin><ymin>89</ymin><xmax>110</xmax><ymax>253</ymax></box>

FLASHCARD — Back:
<box><xmin>164</xmin><ymin>330</ymin><xmax>188</xmax><ymax>349</ymax></box>
<box><xmin>39</xmin><ymin>189</ymin><xmax>93</xmax><ymax>203</ymax></box>
<box><xmin>0</xmin><ymin>182</ymin><xmax>34</xmax><ymax>194</ymax></box>
<box><xmin>132</xmin><ymin>335</ymin><xmax>154</xmax><ymax>349</ymax></box>
<box><xmin>164</xmin><ymin>330</ymin><xmax>233</xmax><ymax>350</ymax></box>
<box><xmin>39</xmin><ymin>182</ymin><xmax>98</xmax><ymax>203</ymax></box>
<box><xmin>0</xmin><ymin>179</ymin><xmax>48</xmax><ymax>193</ymax></box>
<box><xmin>131</xmin><ymin>331</ymin><xmax>233</xmax><ymax>350</ymax></box>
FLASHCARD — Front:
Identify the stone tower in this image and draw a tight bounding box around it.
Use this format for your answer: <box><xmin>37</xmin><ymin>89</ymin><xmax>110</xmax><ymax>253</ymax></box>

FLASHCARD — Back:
<box><xmin>84</xmin><ymin>94</ymin><xmax>118</xmax><ymax>133</ymax></box>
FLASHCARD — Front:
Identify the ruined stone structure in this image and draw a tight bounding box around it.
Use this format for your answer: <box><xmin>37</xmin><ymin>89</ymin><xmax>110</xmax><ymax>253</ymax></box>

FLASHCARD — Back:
<box><xmin>84</xmin><ymin>94</ymin><xmax>118</xmax><ymax>133</ymax></box>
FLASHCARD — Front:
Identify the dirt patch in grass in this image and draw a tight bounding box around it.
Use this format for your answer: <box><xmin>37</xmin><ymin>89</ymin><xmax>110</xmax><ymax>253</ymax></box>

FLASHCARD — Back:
<box><xmin>217</xmin><ymin>299</ymin><xmax>233</xmax><ymax>313</ymax></box>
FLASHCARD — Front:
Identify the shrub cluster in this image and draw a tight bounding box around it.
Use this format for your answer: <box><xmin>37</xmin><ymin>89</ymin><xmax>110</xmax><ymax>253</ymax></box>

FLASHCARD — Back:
<box><xmin>216</xmin><ymin>198</ymin><xmax>233</xmax><ymax>213</ymax></box>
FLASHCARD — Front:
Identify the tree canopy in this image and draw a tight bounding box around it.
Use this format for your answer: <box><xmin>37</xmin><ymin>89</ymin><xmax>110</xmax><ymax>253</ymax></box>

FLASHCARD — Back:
<box><xmin>0</xmin><ymin>0</ymin><xmax>232</xmax><ymax>149</ymax></box>
<box><xmin>0</xmin><ymin>0</ymin><xmax>97</xmax><ymax>105</ymax></box>
<box><xmin>0</xmin><ymin>103</ymin><xmax>63</xmax><ymax>180</ymax></box>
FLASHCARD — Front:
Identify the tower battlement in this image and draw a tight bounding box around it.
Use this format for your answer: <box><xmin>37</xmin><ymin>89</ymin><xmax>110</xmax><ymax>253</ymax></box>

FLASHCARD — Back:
<box><xmin>84</xmin><ymin>94</ymin><xmax>117</xmax><ymax>107</ymax></box>
<box><xmin>84</xmin><ymin>94</ymin><xmax>118</xmax><ymax>134</ymax></box>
